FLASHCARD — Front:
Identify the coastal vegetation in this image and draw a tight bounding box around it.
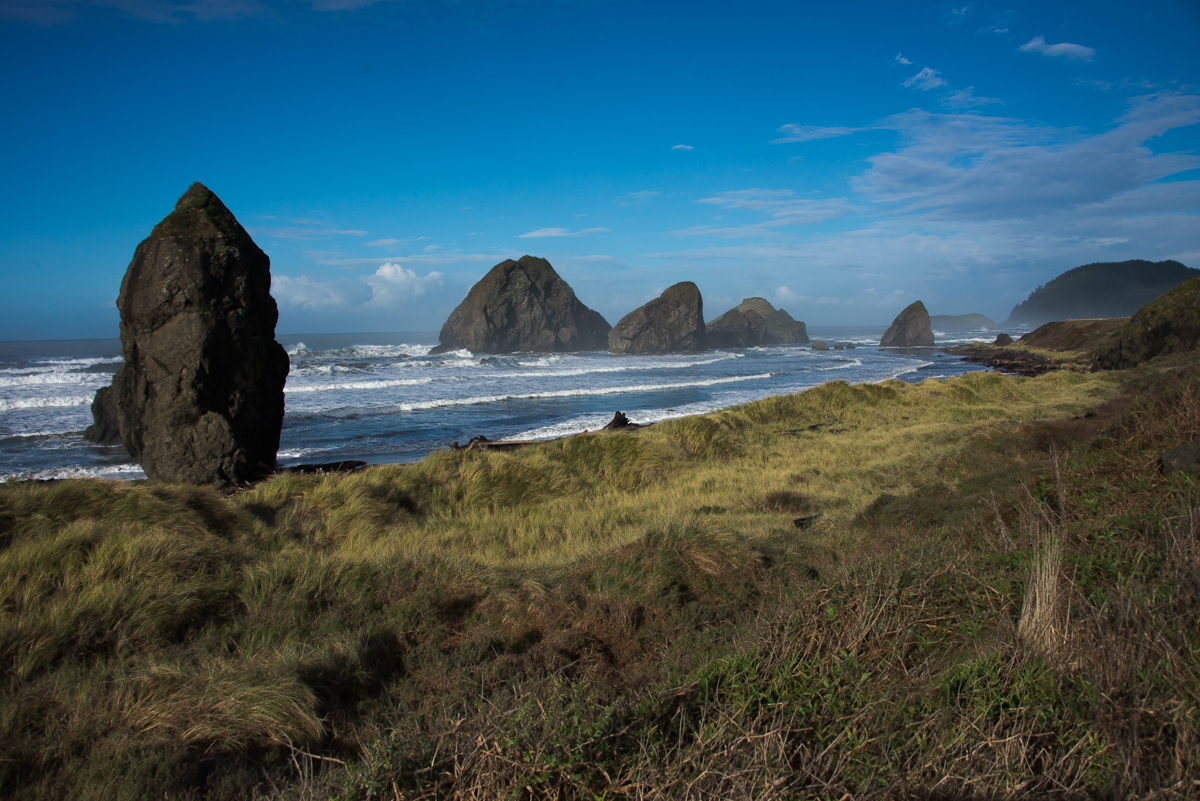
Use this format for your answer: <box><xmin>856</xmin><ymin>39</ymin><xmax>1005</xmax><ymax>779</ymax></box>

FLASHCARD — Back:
<box><xmin>2</xmin><ymin>349</ymin><xmax>1200</xmax><ymax>798</ymax></box>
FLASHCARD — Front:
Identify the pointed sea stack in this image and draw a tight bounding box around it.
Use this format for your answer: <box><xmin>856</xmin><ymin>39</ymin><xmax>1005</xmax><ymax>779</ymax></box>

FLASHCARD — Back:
<box><xmin>880</xmin><ymin>301</ymin><xmax>935</xmax><ymax>347</ymax></box>
<box><xmin>112</xmin><ymin>183</ymin><xmax>290</xmax><ymax>485</ymax></box>
<box><xmin>431</xmin><ymin>256</ymin><xmax>610</xmax><ymax>354</ymax></box>
<box><xmin>608</xmin><ymin>282</ymin><xmax>706</xmax><ymax>354</ymax></box>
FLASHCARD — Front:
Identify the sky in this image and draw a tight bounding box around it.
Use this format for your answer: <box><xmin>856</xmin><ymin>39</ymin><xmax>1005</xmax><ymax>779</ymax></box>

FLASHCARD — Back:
<box><xmin>1</xmin><ymin>0</ymin><xmax>1198</xmax><ymax>339</ymax></box>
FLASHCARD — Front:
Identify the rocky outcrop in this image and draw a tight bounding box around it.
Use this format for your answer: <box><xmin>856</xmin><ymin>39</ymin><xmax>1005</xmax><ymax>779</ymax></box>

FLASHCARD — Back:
<box><xmin>812</xmin><ymin>340</ymin><xmax>829</xmax><ymax>351</ymax></box>
<box><xmin>880</xmin><ymin>301</ymin><xmax>935</xmax><ymax>347</ymax></box>
<box><xmin>608</xmin><ymin>282</ymin><xmax>706</xmax><ymax>355</ymax></box>
<box><xmin>432</xmin><ymin>256</ymin><xmax>610</xmax><ymax>354</ymax></box>
<box><xmin>1093</xmin><ymin>276</ymin><xmax>1200</xmax><ymax>370</ymax></box>
<box><xmin>994</xmin><ymin>333</ymin><xmax>1014</xmax><ymax>346</ymax></box>
<box><xmin>706</xmin><ymin>298</ymin><xmax>809</xmax><ymax>348</ymax></box>
<box><xmin>113</xmin><ymin>183</ymin><xmax>290</xmax><ymax>485</ymax></box>
<box><xmin>83</xmin><ymin>385</ymin><xmax>122</xmax><ymax>446</ymax></box>
<box><xmin>1163</xmin><ymin>440</ymin><xmax>1200</xmax><ymax>476</ymax></box>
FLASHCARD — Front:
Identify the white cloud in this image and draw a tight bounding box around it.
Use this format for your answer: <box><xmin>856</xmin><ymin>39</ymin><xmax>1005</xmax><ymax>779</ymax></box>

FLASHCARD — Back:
<box><xmin>771</xmin><ymin>124</ymin><xmax>863</xmax><ymax>144</ymax></box>
<box><xmin>904</xmin><ymin>67</ymin><xmax>947</xmax><ymax>91</ymax></box>
<box><xmin>518</xmin><ymin>227</ymin><xmax>610</xmax><ymax>238</ymax></box>
<box><xmin>672</xmin><ymin>144</ymin><xmax>694</xmax><ymax>151</ymax></box>
<box><xmin>366</xmin><ymin>238</ymin><xmax>403</xmax><ymax>247</ymax></box>
<box><xmin>894</xmin><ymin>53</ymin><xmax>913</xmax><ymax>65</ymax></box>
<box><xmin>1019</xmin><ymin>36</ymin><xmax>1095</xmax><ymax>61</ymax></box>
<box><xmin>772</xmin><ymin>286</ymin><xmax>806</xmax><ymax>307</ymax></box>
<box><xmin>363</xmin><ymin>263</ymin><xmax>443</xmax><ymax>309</ymax></box>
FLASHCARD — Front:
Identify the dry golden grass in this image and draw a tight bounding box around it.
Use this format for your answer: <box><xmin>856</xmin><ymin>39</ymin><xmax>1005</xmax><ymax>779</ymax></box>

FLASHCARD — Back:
<box><xmin>6</xmin><ymin>363</ymin><xmax>1200</xmax><ymax>800</ymax></box>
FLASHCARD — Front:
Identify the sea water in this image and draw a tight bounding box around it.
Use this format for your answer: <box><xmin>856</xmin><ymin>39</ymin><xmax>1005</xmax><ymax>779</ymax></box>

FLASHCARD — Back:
<box><xmin>0</xmin><ymin>326</ymin><xmax>1020</xmax><ymax>482</ymax></box>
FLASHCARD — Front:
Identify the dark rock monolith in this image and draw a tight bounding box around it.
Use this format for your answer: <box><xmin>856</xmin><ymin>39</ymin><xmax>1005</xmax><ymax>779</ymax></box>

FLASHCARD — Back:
<box><xmin>706</xmin><ymin>297</ymin><xmax>808</xmax><ymax>348</ymax></box>
<box><xmin>609</xmin><ymin>282</ymin><xmax>706</xmax><ymax>354</ymax></box>
<box><xmin>431</xmin><ymin>256</ymin><xmax>610</xmax><ymax>354</ymax></box>
<box><xmin>880</xmin><ymin>301</ymin><xmax>935</xmax><ymax>347</ymax></box>
<box><xmin>994</xmin><ymin>333</ymin><xmax>1014</xmax><ymax>346</ymax></box>
<box><xmin>812</xmin><ymin>340</ymin><xmax>829</xmax><ymax>351</ymax></box>
<box><xmin>113</xmin><ymin>182</ymin><xmax>290</xmax><ymax>485</ymax></box>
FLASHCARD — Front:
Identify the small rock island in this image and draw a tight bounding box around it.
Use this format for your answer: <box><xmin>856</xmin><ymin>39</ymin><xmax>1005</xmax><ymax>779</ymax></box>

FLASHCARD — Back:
<box><xmin>880</xmin><ymin>300</ymin><xmax>935</xmax><ymax>347</ymax></box>
<box><xmin>706</xmin><ymin>298</ymin><xmax>809</xmax><ymax>348</ymax></box>
<box><xmin>431</xmin><ymin>256</ymin><xmax>610</xmax><ymax>354</ymax></box>
<box><xmin>608</xmin><ymin>282</ymin><xmax>706</xmax><ymax>355</ymax></box>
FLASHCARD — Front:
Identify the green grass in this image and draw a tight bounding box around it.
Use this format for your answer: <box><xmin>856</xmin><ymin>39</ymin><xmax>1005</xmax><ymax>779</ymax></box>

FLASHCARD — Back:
<box><xmin>3</xmin><ymin>363</ymin><xmax>1200</xmax><ymax>799</ymax></box>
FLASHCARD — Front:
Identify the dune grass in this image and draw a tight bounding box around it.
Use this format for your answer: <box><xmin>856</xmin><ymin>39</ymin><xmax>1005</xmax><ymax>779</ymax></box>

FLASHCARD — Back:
<box><xmin>2</xmin><ymin>364</ymin><xmax>1199</xmax><ymax>799</ymax></box>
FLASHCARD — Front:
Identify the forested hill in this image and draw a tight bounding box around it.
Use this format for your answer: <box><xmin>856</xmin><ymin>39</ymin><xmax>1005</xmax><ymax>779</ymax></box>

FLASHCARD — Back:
<box><xmin>1006</xmin><ymin>259</ymin><xmax>1198</xmax><ymax>326</ymax></box>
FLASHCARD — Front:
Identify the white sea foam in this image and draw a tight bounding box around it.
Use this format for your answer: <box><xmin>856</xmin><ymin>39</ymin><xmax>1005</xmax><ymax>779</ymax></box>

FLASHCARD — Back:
<box><xmin>287</xmin><ymin>342</ymin><xmax>309</xmax><ymax>355</ymax></box>
<box><xmin>817</xmin><ymin>358</ymin><xmax>864</xmax><ymax>371</ymax></box>
<box><xmin>509</xmin><ymin>353</ymin><xmax>741</xmax><ymax>379</ymax></box>
<box><xmin>285</xmin><ymin>377</ymin><xmax>435</xmax><ymax>394</ymax></box>
<box><xmin>348</xmin><ymin>372</ymin><xmax>776</xmax><ymax>415</ymax></box>
<box><xmin>0</xmin><ymin>462</ymin><xmax>146</xmax><ymax>483</ymax></box>
<box><xmin>0</xmin><ymin>396</ymin><xmax>94</xmax><ymax>412</ymax></box>
<box><xmin>0</xmin><ymin>372</ymin><xmax>109</xmax><ymax>387</ymax></box>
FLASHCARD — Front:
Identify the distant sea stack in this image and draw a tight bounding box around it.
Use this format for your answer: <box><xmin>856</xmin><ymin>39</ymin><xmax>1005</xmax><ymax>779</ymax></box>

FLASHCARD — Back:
<box><xmin>881</xmin><ymin>301</ymin><xmax>935</xmax><ymax>347</ymax></box>
<box><xmin>608</xmin><ymin>282</ymin><xmax>706</xmax><ymax>355</ymax></box>
<box><xmin>706</xmin><ymin>297</ymin><xmax>809</xmax><ymax>348</ymax></box>
<box><xmin>929</xmin><ymin>313</ymin><xmax>997</xmax><ymax>332</ymax></box>
<box><xmin>1006</xmin><ymin>259</ymin><xmax>1198</xmax><ymax>327</ymax></box>
<box><xmin>1093</xmin><ymin>276</ymin><xmax>1200</xmax><ymax>370</ymax></box>
<box><xmin>431</xmin><ymin>256</ymin><xmax>610</xmax><ymax>354</ymax></box>
<box><xmin>111</xmin><ymin>183</ymin><xmax>290</xmax><ymax>485</ymax></box>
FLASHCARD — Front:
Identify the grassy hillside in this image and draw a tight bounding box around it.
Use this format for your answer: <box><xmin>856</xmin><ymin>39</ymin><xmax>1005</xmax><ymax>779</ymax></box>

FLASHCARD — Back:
<box><xmin>2</xmin><ymin>362</ymin><xmax>1199</xmax><ymax>799</ymax></box>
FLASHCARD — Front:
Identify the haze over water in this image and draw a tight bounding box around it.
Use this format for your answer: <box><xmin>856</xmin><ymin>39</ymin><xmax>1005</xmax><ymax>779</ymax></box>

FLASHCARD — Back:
<box><xmin>0</xmin><ymin>326</ymin><xmax>1020</xmax><ymax>482</ymax></box>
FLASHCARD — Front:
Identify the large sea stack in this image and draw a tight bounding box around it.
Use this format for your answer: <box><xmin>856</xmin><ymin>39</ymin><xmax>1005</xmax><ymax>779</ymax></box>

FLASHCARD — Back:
<box><xmin>880</xmin><ymin>301</ymin><xmax>935</xmax><ymax>347</ymax></box>
<box><xmin>112</xmin><ymin>183</ymin><xmax>290</xmax><ymax>485</ymax></box>
<box><xmin>706</xmin><ymin>297</ymin><xmax>809</xmax><ymax>348</ymax></box>
<box><xmin>431</xmin><ymin>256</ymin><xmax>610</xmax><ymax>354</ymax></box>
<box><xmin>1093</xmin><ymin>276</ymin><xmax>1200</xmax><ymax>370</ymax></box>
<box><xmin>609</xmin><ymin>282</ymin><xmax>706</xmax><ymax>355</ymax></box>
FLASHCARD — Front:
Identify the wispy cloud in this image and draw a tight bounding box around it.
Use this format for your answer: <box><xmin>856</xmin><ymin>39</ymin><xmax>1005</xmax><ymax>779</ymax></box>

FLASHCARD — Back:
<box><xmin>366</xmin><ymin>238</ymin><xmax>405</xmax><ymax>247</ymax></box>
<box><xmin>771</xmin><ymin>124</ymin><xmax>864</xmax><ymax>143</ymax></box>
<box><xmin>617</xmin><ymin>190</ymin><xmax>661</xmax><ymax>206</ymax></box>
<box><xmin>1019</xmin><ymin>36</ymin><xmax>1095</xmax><ymax>61</ymax></box>
<box><xmin>942</xmin><ymin>87</ymin><xmax>1004</xmax><ymax>109</ymax></box>
<box><xmin>893</xmin><ymin>53</ymin><xmax>913</xmax><ymax>65</ymax></box>
<box><xmin>673</xmin><ymin>189</ymin><xmax>854</xmax><ymax>237</ymax></box>
<box><xmin>904</xmin><ymin>67</ymin><xmax>947</xmax><ymax>90</ymax></box>
<box><xmin>0</xmin><ymin>0</ymin><xmax>267</xmax><ymax>24</ymax></box>
<box><xmin>671</xmin><ymin>144</ymin><xmax>694</xmax><ymax>151</ymax></box>
<box><xmin>644</xmin><ymin>93</ymin><xmax>1200</xmax><ymax>322</ymax></box>
<box><xmin>518</xmin><ymin>227</ymin><xmax>610</xmax><ymax>238</ymax></box>
<box><xmin>252</xmin><ymin>222</ymin><xmax>369</xmax><ymax>241</ymax></box>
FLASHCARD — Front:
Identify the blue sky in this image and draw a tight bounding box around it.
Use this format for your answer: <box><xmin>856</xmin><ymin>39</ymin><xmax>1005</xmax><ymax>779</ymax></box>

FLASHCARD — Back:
<box><xmin>1</xmin><ymin>0</ymin><xmax>1197</xmax><ymax>339</ymax></box>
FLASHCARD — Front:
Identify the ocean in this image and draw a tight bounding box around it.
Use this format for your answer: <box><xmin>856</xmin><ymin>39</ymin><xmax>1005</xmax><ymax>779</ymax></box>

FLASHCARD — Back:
<box><xmin>0</xmin><ymin>326</ymin><xmax>1020</xmax><ymax>482</ymax></box>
